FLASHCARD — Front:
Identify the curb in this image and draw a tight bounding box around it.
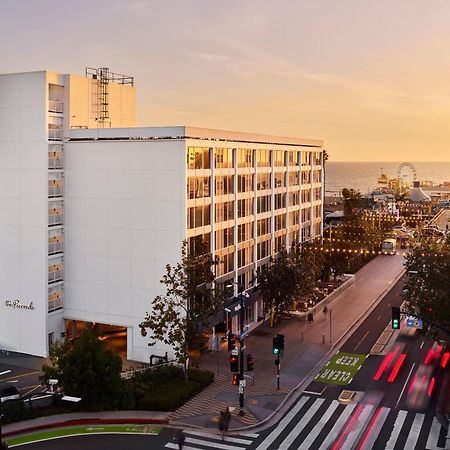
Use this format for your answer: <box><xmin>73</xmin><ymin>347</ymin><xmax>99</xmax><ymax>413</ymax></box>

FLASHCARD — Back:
<box><xmin>3</xmin><ymin>417</ymin><xmax>169</xmax><ymax>439</ymax></box>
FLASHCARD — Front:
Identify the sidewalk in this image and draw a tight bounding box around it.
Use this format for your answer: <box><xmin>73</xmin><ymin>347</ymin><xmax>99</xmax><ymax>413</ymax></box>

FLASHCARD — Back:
<box><xmin>169</xmin><ymin>252</ymin><xmax>406</xmax><ymax>430</ymax></box>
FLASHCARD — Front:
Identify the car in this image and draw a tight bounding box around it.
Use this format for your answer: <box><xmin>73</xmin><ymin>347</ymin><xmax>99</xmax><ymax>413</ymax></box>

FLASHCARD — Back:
<box><xmin>0</xmin><ymin>385</ymin><xmax>20</xmax><ymax>403</ymax></box>
<box><xmin>406</xmin><ymin>364</ymin><xmax>434</xmax><ymax>410</ymax></box>
<box><xmin>393</xmin><ymin>225</ymin><xmax>407</xmax><ymax>232</ymax></box>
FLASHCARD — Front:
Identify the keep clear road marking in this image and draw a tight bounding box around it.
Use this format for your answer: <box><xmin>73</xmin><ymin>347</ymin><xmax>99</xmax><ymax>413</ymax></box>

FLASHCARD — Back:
<box><xmin>426</xmin><ymin>417</ymin><xmax>444</xmax><ymax>450</ymax></box>
<box><xmin>278</xmin><ymin>398</ymin><xmax>325</xmax><ymax>450</ymax></box>
<box><xmin>297</xmin><ymin>400</ymin><xmax>340</xmax><ymax>450</ymax></box>
<box><xmin>384</xmin><ymin>410</ymin><xmax>407</xmax><ymax>450</ymax></box>
<box><xmin>255</xmin><ymin>396</ymin><xmax>309</xmax><ymax>450</ymax></box>
<box><xmin>405</xmin><ymin>413</ymin><xmax>425</xmax><ymax>450</ymax></box>
<box><xmin>317</xmin><ymin>403</ymin><xmax>357</xmax><ymax>450</ymax></box>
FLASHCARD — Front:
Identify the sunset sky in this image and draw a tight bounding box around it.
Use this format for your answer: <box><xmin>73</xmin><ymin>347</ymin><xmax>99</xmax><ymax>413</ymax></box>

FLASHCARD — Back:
<box><xmin>2</xmin><ymin>0</ymin><xmax>450</xmax><ymax>161</ymax></box>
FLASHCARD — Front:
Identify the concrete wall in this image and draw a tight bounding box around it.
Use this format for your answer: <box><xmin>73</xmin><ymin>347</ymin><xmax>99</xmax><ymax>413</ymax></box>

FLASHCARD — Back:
<box><xmin>63</xmin><ymin>139</ymin><xmax>186</xmax><ymax>362</ymax></box>
<box><xmin>0</xmin><ymin>71</ymin><xmax>48</xmax><ymax>356</ymax></box>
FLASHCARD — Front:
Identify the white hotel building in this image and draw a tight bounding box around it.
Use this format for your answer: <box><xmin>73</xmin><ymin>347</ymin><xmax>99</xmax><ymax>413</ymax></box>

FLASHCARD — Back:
<box><xmin>0</xmin><ymin>68</ymin><xmax>324</xmax><ymax>363</ymax></box>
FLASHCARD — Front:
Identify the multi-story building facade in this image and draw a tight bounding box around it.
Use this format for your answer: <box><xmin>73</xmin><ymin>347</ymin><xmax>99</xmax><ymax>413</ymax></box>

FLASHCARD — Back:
<box><xmin>0</xmin><ymin>69</ymin><xmax>135</xmax><ymax>356</ymax></box>
<box><xmin>0</xmin><ymin>69</ymin><xmax>323</xmax><ymax>363</ymax></box>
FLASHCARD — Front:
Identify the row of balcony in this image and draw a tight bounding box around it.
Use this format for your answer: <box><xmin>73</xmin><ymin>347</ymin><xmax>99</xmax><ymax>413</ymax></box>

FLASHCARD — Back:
<box><xmin>48</xmin><ymin>286</ymin><xmax>64</xmax><ymax>312</ymax></box>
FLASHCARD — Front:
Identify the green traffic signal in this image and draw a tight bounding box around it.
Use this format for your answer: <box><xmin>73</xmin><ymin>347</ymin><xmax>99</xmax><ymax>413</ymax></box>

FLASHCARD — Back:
<box><xmin>392</xmin><ymin>306</ymin><xmax>401</xmax><ymax>330</ymax></box>
<box><xmin>392</xmin><ymin>319</ymin><xmax>400</xmax><ymax>329</ymax></box>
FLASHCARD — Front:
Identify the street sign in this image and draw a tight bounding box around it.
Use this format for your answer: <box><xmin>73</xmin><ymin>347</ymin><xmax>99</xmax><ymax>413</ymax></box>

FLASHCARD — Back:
<box><xmin>238</xmin><ymin>386</ymin><xmax>244</xmax><ymax>394</ymax></box>
<box><xmin>231</xmin><ymin>348</ymin><xmax>239</xmax><ymax>356</ymax></box>
<box><xmin>315</xmin><ymin>351</ymin><xmax>367</xmax><ymax>386</ymax></box>
<box><xmin>239</xmin><ymin>379</ymin><xmax>246</xmax><ymax>387</ymax></box>
<box><xmin>406</xmin><ymin>317</ymin><xmax>423</xmax><ymax>329</ymax></box>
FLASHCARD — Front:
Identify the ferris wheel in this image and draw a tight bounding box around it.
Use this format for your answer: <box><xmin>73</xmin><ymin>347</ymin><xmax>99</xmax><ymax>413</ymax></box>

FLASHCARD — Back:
<box><xmin>397</xmin><ymin>162</ymin><xmax>416</xmax><ymax>185</ymax></box>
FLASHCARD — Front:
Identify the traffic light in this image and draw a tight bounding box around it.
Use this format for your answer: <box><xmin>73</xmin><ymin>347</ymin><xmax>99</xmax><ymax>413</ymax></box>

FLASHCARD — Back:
<box><xmin>247</xmin><ymin>354</ymin><xmax>254</xmax><ymax>371</ymax></box>
<box><xmin>273</xmin><ymin>334</ymin><xmax>285</xmax><ymax>354</ymax></box>
<box><xmin>230</xmin><ymin>354</ymin><xmax>239</xmax><ymax>372</ymax></box>
<box><xmin>392</xmin><ymin>307</ymin><xmax>400</xmax><ymax>329</ymax></box>
<box><xmin>232</xmin><ymin>373</ymin><xmax>239</xmax><ymax>386</ymax></box>
<box><xmin>227</xmin><ymin>332</ymin><xmax>236</xmax><ymax>351</ymax></box>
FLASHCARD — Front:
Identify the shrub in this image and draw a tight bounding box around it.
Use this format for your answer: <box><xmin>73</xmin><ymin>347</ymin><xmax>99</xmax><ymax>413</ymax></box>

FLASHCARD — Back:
<box><xmin>2</xmin><ymin>400</ymin><xmax>34</xmax><ymax>424</ymax></box>
<box><xmin>137</xmin><ymin>379</ymin><xmax>201</xmax><ymax>411</ymax></box>
<box><xmin>187</xmin><ymin>368</ymin><xmax>214</xmax><ymax>387</ymax></box>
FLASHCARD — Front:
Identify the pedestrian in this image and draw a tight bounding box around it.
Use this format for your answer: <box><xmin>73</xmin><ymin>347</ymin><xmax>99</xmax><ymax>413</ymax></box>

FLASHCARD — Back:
<box><xmin>224</xmin><ymin>406</ymin><xmax>231</xmax><ymax>432</ymax></box>
<box><xmin>323</xmin><ymin>305</ymin><xmax>328</xmax><ymax>315</ymax></box>
<box><xmin>174</xmin><ymin>429</ymin><xmax>185</xmax><ymax>450</ymax></box>
<box><xmin>307</xmin><ymin>312</ymin><xmax>314</xmax><ymax>323</ymax></box>
<box><xmin>218</xmin><ymin>412</ymin><xmax>226</xmax><ymax>440</ymax></box>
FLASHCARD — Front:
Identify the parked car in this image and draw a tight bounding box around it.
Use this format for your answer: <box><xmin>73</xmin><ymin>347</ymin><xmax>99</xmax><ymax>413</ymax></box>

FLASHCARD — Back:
<box><xmin>0</xmin><ymin>385</ymin><xmax>20</xmax><ymax>403</ymax></box>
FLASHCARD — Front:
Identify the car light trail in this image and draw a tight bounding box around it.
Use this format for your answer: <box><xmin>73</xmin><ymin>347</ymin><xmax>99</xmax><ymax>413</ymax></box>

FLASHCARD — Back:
<box><xmin>427</xmin><ymin>377</ymin><xmax>435</xmax><ymax>397</ymax></box>
<box><xmin>387</xmin><ymin>353</ymin><xmax>406</xmax><ymax>382</ymax></box>
<box><xmin>424</xmin><ymin>349</ymin><xmax>434</xmax><ymax>365</ymax></box>
<box><xmin>408</xmin><ymin>374</ymin><xmax>417</xmax><ymax>394</ymax></box>
<box><xmin>331</xmin><ymin>403</ymin><xmax>364</xmax><ymax>450</ymax></box>
<box><xmin>440</xmin><ymin>352</ymin><xmax>449</xmax><ymax>368</ymax></box>
<box><xmin>373</xmin><ymin>352</ymin><xmax>393</xmax><ymax>381</ymax></box>
<box><xmin>357</xmin><ymin>407</ymin><xmax>382</xmax><ymax>450</ymax></box>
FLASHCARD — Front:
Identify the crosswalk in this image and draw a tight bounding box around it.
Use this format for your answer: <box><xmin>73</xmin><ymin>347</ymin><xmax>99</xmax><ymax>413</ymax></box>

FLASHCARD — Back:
<box><xmin>253</xmin><ymin>395</ymin><xmax>448</xmax><ymax>450</ymax></box>
<box><xmin>165</xmin><ymin>429</ymin><xmax>259</xmax><ymax>450</ymax></box>
<box><xmin>164</xmin><ymin>396</ymin><xmax>449</xmax><ymax>450</ymax></box>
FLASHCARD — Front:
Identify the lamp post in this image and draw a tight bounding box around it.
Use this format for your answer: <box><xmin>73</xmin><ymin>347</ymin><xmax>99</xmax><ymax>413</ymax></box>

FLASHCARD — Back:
<box><xmin>226</xmin><ymin>281</ymin><xmax>249</xmax><ymax>416</ymax></box>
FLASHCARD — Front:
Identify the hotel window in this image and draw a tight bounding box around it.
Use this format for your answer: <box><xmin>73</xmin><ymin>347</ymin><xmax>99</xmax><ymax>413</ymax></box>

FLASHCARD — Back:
<box><xmin>257</xmin><ymin>173</ymin><xmax>271</xmax><ymax>190</ymax></box>
<box><xmin>289</xmin><ymin>191</ymin><xmax>300</xmax><ymax>206</ymax></box>
<box><xmin>187</xmin><ymin>147</ymin><xmax>211</xmax><ymax>170</ymax></box>
<box><xmin>302</xmin><ymin>226</ymin><xmax>311</xmax><ymax>241</ymax></box>
<box><xmin>238</xmin><ymin>174</ymin><xmax>253</xmax><ymax>193</ymax></box>
<box><xmin>214</xmin><ymin>148</ymin><xmax>233</xmax><ymax>169</ymax></box>
<box><xmin>238</xmin><ymin>246</ymin><xmax>253</xmax><ymax>268</ymax></box>
<box><xmin>313</xmin><ymin>152</ymin><xmax>322</xmax><ymax>165</ymax></box>
<box><xmin>244</xmin><ymin>302</ymin><xmax>255</xmax><ymax>326</ymax></box>
<box><xmin>274</xmin><ymin>173</ymin><xmax>285</xmax><ymax>188</ymax></box>
<box><xmin>289</xmin><ymin>230</ymin><xmax>300</xmax><ymax>246</ymax></box>
<box><xmin>187</xmin><ymin>177</ymin><xmax>210</xmax><ymax>199</ymax></box>
<box><xmin>288</xmin><ymin>151</ymin><xmax>299</xmax><ymax>166</ymax></box>
<box><xmin>314</xmin><ymin>205</ymin><xmax>321</xmax><ymax>217</ymax></box>
<box><xmin>301</xmin><ymin>171</ymin><xmax>310</xmax><ymax>184</ymax></box>
<box><xmin>187</xmin><ymin>205</ymin><xmax>211</xmax><ymax>229</ymax></box>
<box><xmin>289</xmin><ymin>211</ymin><xmax>299</xmax><ymax>226</ymax></box>
<box><xmin>215</xmin><ymin>201</ymin><xmax>234</xmax><ymax>222</ymax></box>
<box><xmin>238</xmin><ymin>198</ymin><xmax>253</xmax><ymax>218</ymax></box>
<box><xmin>273</xmin><ymin>150</ymin><xmax>284</xmax><ymax>167</ymax></box>
<box><xmin>217</xmin><ymin>253</ymin><xmax>234</xmax><ymax>276</ymax></box>
<box><xmin>215</xmin><ymin>227</ymin><xmax>234</xmax><ymax>250</ymax></box>
<box><xmin>302</xmin><ymin>190</ymin><xmax>311</xmax><ymax>203</ymax></box>
<box><xmin>274</xmin><ymin>235</ymin><xmax>285</xmax><ymax>253</ymax></box>
<box><xmin>257</xmin><ymin>195</ymin><xmax>271</xmax><ymax>214</ymax></box>
<box><xmin>257</xmin><ymin>218</ymin><xmax>271</xmax><ymax>237</ymax></box>
<box><xmin>257</xmin><ymin>240</ymin><xmax>271</xmax><ymax>260</ymax></box>
<box><xmin>274</xmin><ymin>213</ymin><xmax>286</xmax><ymax>231</ymax></box>
<box><xmin>313</xmin><ymin>187</ymin><xmax>321</xmax><ymax>201</ymax></box>
<box><xmin>301</xmin><ymin>152</ymin><xmax>311</xmax><ymax>166</ymax></box>
<box><xmin>313</xmin><ymin>170</ymin><xmax>321</xmax><ymax>183</ymax></box>
<box><xmin>238</xmin><ymin>149</ymin><xmax>253</xmax><ymax>168</ymax></box>
<box><xmin>215</xmin><ymin>175</ymin><xmax>234</xmax><ymax>196</ymax></box>
<box><xmin>301</xmin><ymin>208</ymin><xmax>311</xmax><ymax>222</ymax></box>
<box><xmin>188</xmin><ymin>233</ymin><xmax>211</xmax><ymax>256</ymax></box>
<box><xmin>256</xmin><ymin>149</ymin><xmax>271</xmax><ymax>167</ymax></box>
<box><xmin>238</xmin><ymin>222</ymin><xmax>254</xmax><ymax>243</ymax></box>
<box><xmin>288</xmin><ymin>172</ymin><xmax>299</xmax><ymax>186</ymax></box>
<box><xmin>274</xmin><ymin>193</ymin><xmax>286</xmax><ymax>210</ymax></box>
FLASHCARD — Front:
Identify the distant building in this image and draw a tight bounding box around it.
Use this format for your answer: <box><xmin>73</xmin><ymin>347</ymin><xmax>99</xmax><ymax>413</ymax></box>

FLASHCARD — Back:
<box><xmin>0</xmin><ymin>69</ymin><xmax>324</xmax><ymax>362</ymax></box>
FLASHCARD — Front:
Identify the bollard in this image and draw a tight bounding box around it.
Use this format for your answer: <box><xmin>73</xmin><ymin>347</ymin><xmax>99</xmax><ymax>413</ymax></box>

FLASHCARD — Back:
<box><xmin>322</xmin><ymin>334</ymin><xmax>325</xmax><ymax>344</ymax></box>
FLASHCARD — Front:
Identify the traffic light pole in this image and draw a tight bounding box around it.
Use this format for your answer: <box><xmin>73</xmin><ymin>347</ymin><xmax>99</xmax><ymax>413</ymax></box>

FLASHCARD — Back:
<box><xmin>276</xmin><ymin>358</ymin><xmax>280</xmax><ymax>390</ymax></box>
<box><xmin>239</xmin><ymin>290</ymin><xmax>245</xmax><ymax>416</ymax></box>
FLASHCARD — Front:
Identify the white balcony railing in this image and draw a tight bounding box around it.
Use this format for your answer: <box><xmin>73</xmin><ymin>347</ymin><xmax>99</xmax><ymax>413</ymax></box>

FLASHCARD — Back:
<box><xmin>48</xmin><ymin>152</ymin><xmax>63</xmax><ymax>169</ymax></box>
<box><xmin>48</xmin><ymin>290</ymin><xmax>64</xmax><ymax>312</ymax></box>
<box><xmin>48</xmin><ymin>182</ymin><xmax>64</xmax><ymax>198</ymax></box>
<box><xmin>48</xmin><ymin>129</ymin><xmax>63</xmax><ymax>141</ymax></box>
<box><xmin>48</xmin><ymin>101</ymin><xmax>63</xmax><ymax>114</ymax></box>
<box><xmin>48</xmin><ymin>241</ymin><xmax>63</xmax><ymax>255</ymax></box>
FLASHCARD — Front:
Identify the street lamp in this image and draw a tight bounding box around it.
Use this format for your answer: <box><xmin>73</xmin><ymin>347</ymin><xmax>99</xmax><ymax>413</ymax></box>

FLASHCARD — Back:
<box><xmin>226</xmin><ymin>281</ymin><xmax>250</xmax><ymax>416</ymax></box>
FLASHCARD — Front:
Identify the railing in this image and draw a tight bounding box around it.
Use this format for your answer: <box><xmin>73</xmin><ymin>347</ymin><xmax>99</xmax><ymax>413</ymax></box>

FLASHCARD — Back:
<box><xmin>48</xmin><ymin>101</ymin><xmax>63</xmax><ymax>113</ymax></box>
<box><xmin>48</xmin><ymin>240</ymin><xmax>63</xmax><ymax>255</ymax></box>
<box><xmin>48</xmin><ymin>129</ymin><xmax>63</xmax><ymax>141</ymax></box>
<box><xmin>48</xmin><ymin>152</ymin><xmax>63</xmax><ymax>169</ymax></box>
<box><xmin>48</xmin><ymin>290</ymin><xmax>64</xmax><ymax>312</ymax></box>
<box><xmin>48</xmin><ymin>207</ymin><xmax>64</xmax><ymax>227</ymax></box>
<box><xmin>48</xmin><ymin>181</ymin><xmax>64</xmax><ymax>198</ymax></box>
<box><xmin>48</xmin><ymin>268</ymin><xmax>63</xmax><ymax>284</ymax></box>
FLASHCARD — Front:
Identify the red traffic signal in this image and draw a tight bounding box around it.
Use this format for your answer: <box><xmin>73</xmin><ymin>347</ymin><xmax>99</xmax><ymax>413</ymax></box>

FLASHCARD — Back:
<box><xmin>232</xmin><ymin>373</ymin><xmax>239</xmax><ymax>386</ymax></box>
<box><xmin>230</xmin><ymin>354</ymin><xmax>239</xmax><ymax>372</ymax></box>
<box><xmin>247</xmin><ymin>354</ymin><xmax>254</xmax><ymax>371</ymax></box>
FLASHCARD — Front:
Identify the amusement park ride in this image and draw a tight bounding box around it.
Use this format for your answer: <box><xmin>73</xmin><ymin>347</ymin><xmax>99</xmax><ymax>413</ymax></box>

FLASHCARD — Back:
<box><xmin>378</xmin><ymin>162</ymin><xmax>417</xmax><ymax>193</ymax></box>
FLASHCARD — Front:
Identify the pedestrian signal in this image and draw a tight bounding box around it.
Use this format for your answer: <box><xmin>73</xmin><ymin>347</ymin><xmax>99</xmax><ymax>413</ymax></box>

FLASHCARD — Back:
<box><xmin>232</xmin><ymin>373</ymin><xmax>239</xmax><ymax>386</ymax></box>
<box><xmin>230</xmin><ymin>354</ymin><xmax>239</xmax><ymax>372</ymax></box>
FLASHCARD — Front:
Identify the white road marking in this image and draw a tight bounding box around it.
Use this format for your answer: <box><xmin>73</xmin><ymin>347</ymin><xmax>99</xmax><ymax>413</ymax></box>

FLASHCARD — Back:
<box><xmin>184</xmin><ymin>430</ymin><xmax>252</xmax><ymax>445</ymax></box>
<box><xmin>426</xmin><ymin>417</ymin><xmax>443</xmax><ymax>450</ymax></box>
<box><xmin>278</xmin><ymin>398</ymin><xmax>325</xmax><ymax>449</ymax></box>
<box><xmin>358</xmin><ymin>407</ymin><xmax>390</xmax><ymax>450</ymax></box>
<box><xmin>255</xmin><ymin>396</ymin><xmax>310</xmax><ymax>450</ymax></box>
<box><xmin>396</xmin><ymin>362</ymin><xmax>415</xmax><ymax>409</ymax></box>
<box><xmin>317</xmin><ymin>403</ymin><xmax>356</xmax><ymax>450</ymax></box>
<box><xmin>405</xmin><ymin>413</ymin><xmax>425</xmax><ymax>449</ymax></box>
<box><xmin>298</xmin><ymin>400</ymin><xmax>339</xmax><ymax>450</ymax></box>
<box><xmin>186</xmin><ymin>437</ymin><xmax>246</xmax><ymax>449</ymax></box>
<box><xmin>385</xmin><ymin>410</ymin><xmax>407</xmax><ymax>450</ymax></box>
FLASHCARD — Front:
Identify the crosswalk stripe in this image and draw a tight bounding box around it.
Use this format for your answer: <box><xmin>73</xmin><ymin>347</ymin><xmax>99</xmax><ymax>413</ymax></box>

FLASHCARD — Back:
<box><xmin>184</xmin><ymin>430</ymin><xmax>253</xmax><ymax>445</ymax></box>
<box><xmin>298</xmin><ymin>400</ymin><xmax>340</xmax><ymax>450</ymax></box>
<box><xmin>237</xmin><ymin>432</ymin><xmax>259</xmax><ymax>438</ymax></box>
<box><xmin>341</xmin><ymin>404</ymin><xmax>374</xmax><ymax>450</ymax></box>
<box><xmin>165</xmin><ymin>444</ymin><xmax>201</xmax><ymax>450</ymax></box>
<box><xmin>358</xmin><ymin>407</ymin><xmax>390</xmax><ymax>450</ymax></box>
<box><xmin>186</xmin><ymin>437</ymin><xmax>246</xmax><ymax>449</ymax></box>
<box><xmin>317</xmin><ymin>403</ymin><xmax>356</xmax><ymax>450</ymax></box>
<box><xmin>426</xmin><ymin>417</ymin><xmax>444</xmax><ymax>450</ymax></box>
<box><xmin>405</xmin><ymin>413</ymin><xmax>425</xmax><ymax>450</ymax></box>
<box><xmin>279</xmin><ymin>398</ymin><xmax>325</xmax><ymax>449</ymax></box>
<box><xmin>384</xmin><ymin>409</ymin><xmax>407</xmax><ymax>449</ymax></box>
<box><xmin>255</xmin><ymin>395</ymin><xmax>310</xmax><ymax>450</ymax></box>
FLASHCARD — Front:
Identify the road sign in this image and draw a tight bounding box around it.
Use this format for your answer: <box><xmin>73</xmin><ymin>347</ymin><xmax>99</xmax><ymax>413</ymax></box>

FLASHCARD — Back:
<box><xmin>239</xmin><ymin>379</ymin><xmax>246</xmax><ymax>387</ymax></box>
<box><xmin>231</xmin><ymin>348</ymin><xmax>239</xmax><ymax>356</ymax></box>
<box><xmin>238</xmin><ymin>386</ymin><xmax>244</xmax><ymax>394</ymax></box>
<box><xmin>406</xmin><ymin>317</ymin><xmax>423</xmax><ymax>329</ymax></box>
<box><xmin>315</xmin><ymin>351</ymin><xmax>367</xmax><ymax>386</ymax></box>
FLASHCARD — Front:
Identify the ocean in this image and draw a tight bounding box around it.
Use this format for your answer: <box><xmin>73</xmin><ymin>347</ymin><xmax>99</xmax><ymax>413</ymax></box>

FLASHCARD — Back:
<box><xmin>325</xmin><ymin>161</ymin><xmax>450</xmax><ymax>196</ymax></box>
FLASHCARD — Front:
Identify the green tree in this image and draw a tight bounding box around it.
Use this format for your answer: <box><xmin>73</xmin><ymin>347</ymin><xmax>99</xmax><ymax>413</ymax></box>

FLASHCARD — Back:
<box><xmin>290</xmin><ymin>242</ymin><xmax>323</xmax><ymax>295</ymax></box>
<box><xmin>342</xmin><ymin>188</ymin><xmax>363</xmax><ymax>216</ymax></box>
<box><xmin>258</xmin><ymin>249</ymin><xmax>297</xmax><ymax>326</ymax></box>
<box><xmin>40</xmin><ymin>327</ymin><xmax>125</xmax><ymax>411</ymax></box>
<box><xmin>403</xmin><ymin>234</ymin><xmax>450</xmax><ymax>335</ymax></box>
<box><xmin>139</xmin><ymin>239</ymin><xmax>222</xmax><ymax>371</ymax></box>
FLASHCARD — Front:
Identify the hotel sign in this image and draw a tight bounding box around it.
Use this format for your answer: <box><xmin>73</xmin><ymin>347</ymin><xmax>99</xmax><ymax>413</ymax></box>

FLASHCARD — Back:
<box><xmin>5</xmin><ymin>299</ymin><xmax>35</xmax><ymax>311</ymax></box>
